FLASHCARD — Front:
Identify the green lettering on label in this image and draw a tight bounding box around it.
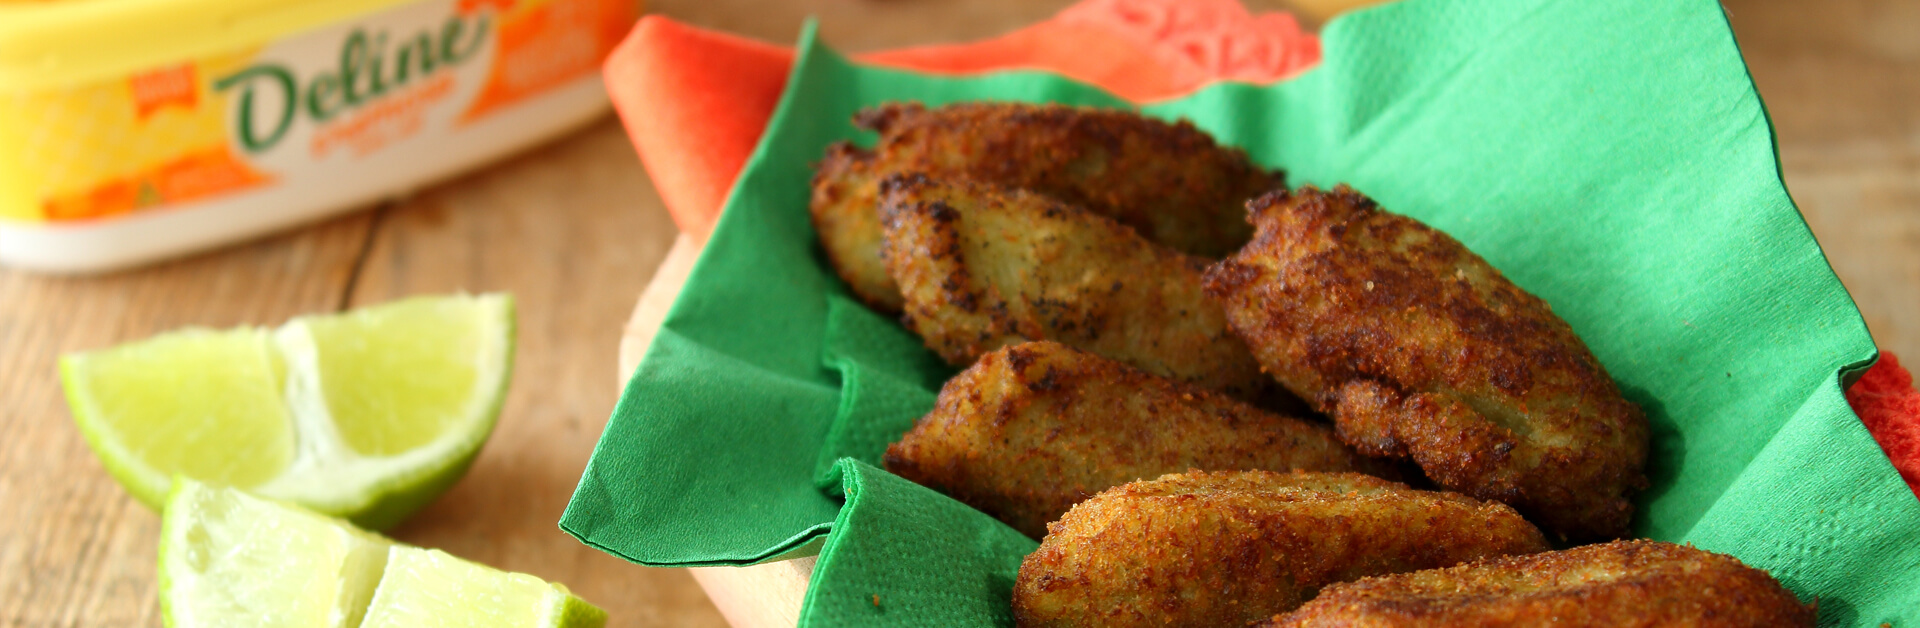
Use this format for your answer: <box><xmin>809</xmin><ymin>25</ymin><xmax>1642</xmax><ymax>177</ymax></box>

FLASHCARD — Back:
<box><xmin>339</xmin><ymin>30</ymin><xmax>368</xmax><ymax>106</ymax></box>
<box><xmin>214</xmin><ymin>11</ymin><xmax>493</xmax><ymax>154</ymax></box>
<box><xmin>306</xmin><ymin>73</ymin><xmax>341</xmax><ymax>121</ymax></box>
<box><xmin>366</xmin><ymin>33</ymin><xmax>391</xmax><ymax>97</ymax></box>
<box><xmin>440</xmin><ymin>15</ymin><xmax>490</xmax><ymax>64</ymax></box>
<box><xmin>212</xmin><ymin>65</ymin><xmax>297</xmax><ymax>152</ymax></box>
<box><xmin>392</xmin><ymin>34</ymin><xmax>437</xmax><ymax>85</ymax></box>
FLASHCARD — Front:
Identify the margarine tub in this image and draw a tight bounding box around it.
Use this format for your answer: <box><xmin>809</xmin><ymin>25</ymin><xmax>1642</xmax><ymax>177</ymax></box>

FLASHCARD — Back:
<box><xmin>0</xmin><ymin>0</ymin><xmax>638</xmax><ymax>272</ymax></box>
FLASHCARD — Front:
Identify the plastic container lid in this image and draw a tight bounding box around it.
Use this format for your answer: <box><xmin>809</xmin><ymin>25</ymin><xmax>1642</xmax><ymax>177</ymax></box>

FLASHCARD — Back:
<box><xmin>0</xmin><ymin>0</ymin><xmax>421</xmax><ymax>91</ymax></box>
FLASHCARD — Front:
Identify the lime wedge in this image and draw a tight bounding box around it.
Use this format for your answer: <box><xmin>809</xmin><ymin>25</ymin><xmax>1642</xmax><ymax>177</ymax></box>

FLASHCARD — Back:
<box><xmin>62</xmin><ymin>293</ymin><xmax>514</xmax><ymax>530</ymax></box>
<box><xmin>160</xmin><ymin>479</ymin><xmax>391</xmax><ymax>628</ymax></box>
<box><xmin>360</xmin><ymin>547</ymin><xmax>608</xmax><ymax>628</ymax></box>
<box><xmin>161</xmin><ymin>479</ymin><xmax>605</xmax><ymax>628</ymax></box>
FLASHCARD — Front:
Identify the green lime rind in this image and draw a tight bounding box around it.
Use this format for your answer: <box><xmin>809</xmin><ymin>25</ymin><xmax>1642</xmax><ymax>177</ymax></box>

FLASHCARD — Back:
<box><xmin>550</xmin><ymin>584</ymin><xmax>610</xmax><ymax>628</ymax></box>
<box><xmin>65</xmin><ymin>354</ymin><xmax>173</xmax><ymax>511</ymax></box>
<box><xmin>160</xmin><ymin>478</ymin><xmax>394</xmax><ymax>628</ymax></box>
<box><xmin>61</xmin><ymin>294</ymin><xmax>515</xmax><ymax>532</ymax></box>
<box><xmin>343</xmin><ymin>438</ymin><xmax>489</xmax><ymax>531</ymax></box>
<box><xmin>162</xmin><ymin>480</ymin><xmax>604</xmax><ymax>628</ymax></box>
<box><xmin>156</xmin><ymin>479</ymin><xmax>189</xmax><ymax>628</ymax></box>
<box><xmin>360</xmin><ymin>546</ymin><xmax>607</xmax><ymax>628</ymax></box>
<box><xmin>331</xmin><ymin>296</ymin><xmax>516</xmax><ymax>531</ymax></box>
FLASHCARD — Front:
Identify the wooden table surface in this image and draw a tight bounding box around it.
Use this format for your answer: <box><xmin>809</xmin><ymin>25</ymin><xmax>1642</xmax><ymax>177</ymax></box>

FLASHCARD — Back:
<box><xmin>2</xmin><ymin>1</ymin><xmax>1913</xmax><ymax>627</ymax></box>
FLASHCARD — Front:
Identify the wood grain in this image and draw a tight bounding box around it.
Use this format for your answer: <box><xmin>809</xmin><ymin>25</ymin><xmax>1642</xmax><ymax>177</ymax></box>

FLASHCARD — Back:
<box><xmin>0</xmin><ymin>213</ymin><xmax>373</xmax><ymax>628</ymax></box>
<box><xmin>349</xmin><ymin>119</ymin><xmax>724</xmax><ymax>628</ymax></box>
<box><xmin>0</xmin><ymin>118</ymin><xmax>726</xmax><ymax>628</ymax></box>
<box><xmin>1725</xmin><ymin>0</ymin><xmax>1920</xmax><ymax>363</ymax></box>
<box><xmin>2</xmin><ymin>1</ymin><xmax>1915</xmax><ymax>627</ymax></box>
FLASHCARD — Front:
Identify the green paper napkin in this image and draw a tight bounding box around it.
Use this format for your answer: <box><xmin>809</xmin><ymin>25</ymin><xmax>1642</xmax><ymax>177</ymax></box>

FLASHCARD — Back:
<box><xmin>563</xmin><ymin>0</ymin><xmax>1920</xmax><ymax>624</ymax></box>
<box><xmin>803</xmin><ymin>459</ymin><xmax>1038</xmax><ymax>626</ymax></box>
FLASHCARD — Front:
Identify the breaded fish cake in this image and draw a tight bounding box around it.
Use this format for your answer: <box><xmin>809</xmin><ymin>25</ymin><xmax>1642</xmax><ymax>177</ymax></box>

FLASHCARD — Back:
<box><xmin>1261</xmin><ymin>539</ymin><xmax>1815</xmax><ymax>627</ymax></box>
<box><xmin>810</xmin><ymin>102</ymin><xmax>1284</xmax><ymax>312</ymax></box>
<box><xmin>809</xmin><ymin>142</ymin><xmax>902</xmax><ymax>310</ymax></box>
<box><xmin>884</xmin><ymin>340</ymin><xmax>1395</xmax><ymax>539</ymax></box>
<box><xmin>1201</xmin><ymin>185</ymin><xmax>1649</xmax><ymax>541</ymax></box>
<box><xmin>1012</xmin><ymin>470</ymin><xmax>1549</xmax><ymax>628</ymax></box>
<box><xmin>880</xmin><ymin>174</ymin><xmax>1269</xmax><ymax>399</ymax></box>
<box><xmin>858</xmin><ymin>101</ymin><xmax>1283</xmax><ymax>258</ymax></box>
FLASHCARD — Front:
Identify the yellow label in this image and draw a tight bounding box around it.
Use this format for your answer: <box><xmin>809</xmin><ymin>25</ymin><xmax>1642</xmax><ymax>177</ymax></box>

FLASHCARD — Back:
<box><xmin>0</xmin><ymin>0</ymin><xmax>634</xmax><ymax>223</ymax></box>
<box><xmin>0</xmin><ymin>50</ymin><xmax>268</xmax><ymax>221</ymax></box>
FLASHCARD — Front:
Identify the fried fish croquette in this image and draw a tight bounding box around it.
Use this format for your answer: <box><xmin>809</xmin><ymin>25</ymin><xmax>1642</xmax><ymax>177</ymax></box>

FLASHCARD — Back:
<box><xmin>884</xmin><ymin>340</ymin><xmax>1394</xmax><ymax>539</ymax></box>
<box><xmin>1201</xmin><ymin>185</ymin><xmax>1649</xmax><ymax>541</ymax></box>
<box><xmin>1261</xmin><ymin>540</ymin><xmax>1816</xmax><ymax>627</ymax></box>
<box><xmin>1012</xmin><ymin>470</ymin><xmax>1549</xmax><ymax>628</ymax></box>
<box><xmin>809</xmin><ymin>142</ymin><xmax>901</xmax><ymax>310</ymax></box>
<box><xmin>858</xmin><ymin>101</ymin><xmax>1282</xmax><ymax>258</ymax></box>
<box><xmin>811</xmin><ymin>102</ymin><xmax>1284</xmax><ymax>312</ymax></box>
<box><xmin>880</xmin><ymin>173</ymin><xmax>1269</xmax><ymax>399</ymax></box>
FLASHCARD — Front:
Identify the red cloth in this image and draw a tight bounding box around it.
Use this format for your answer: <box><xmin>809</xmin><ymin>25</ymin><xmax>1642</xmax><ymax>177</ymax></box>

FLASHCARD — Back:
<box><xmin>599</xmin><ymin>1</ymin><xmax>1920</xmax><ymax>499</ymax></box>
<box><xmin>1850</xmin><ymin>353</ymin><xmax>1920</xmax><ymax>498</ymax></box>
<box><xmin>603</xmin><ymin>0</ymin><xmax>1316</xmax><ymax>239</ymax></box>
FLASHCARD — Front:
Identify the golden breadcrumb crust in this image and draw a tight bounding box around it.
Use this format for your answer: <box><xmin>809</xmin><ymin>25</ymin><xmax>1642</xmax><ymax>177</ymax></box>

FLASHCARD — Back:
<box><xmin>810</xmin><ymin>142</ymin><xmax>902</xmax><ymax>311</ymax></box>
<box><xmin>1202</xmin><ymin>185</ymin><xmax>1649</xmax><ymax>541</ymax></box>
<box><xmin>881</xmin><ymin>174</ymin><xmax>1270</xmax><ymax>400</ymax></box>
<box><xmin>1012</xmin><ymin>470</ymin><xmax>1549</xmax><ymax>628</ymax></box>
<box><xmin>857</xmin><ymin>101</ymin><xmax>1281</xmax><ymax>259</ymax></box>
<box><xmin>885</xmin><ymin>340</ymin><xmax>1398</xmax><ymax>539</ymax></box>
<box><xmin>1261</xmin><ymin>539</ymin><xmax>1815</xmax><ymax>627</ymax></box>
<box><xmin>808</xmin><ymin>102</ymin><xmax>1284</xmax><ymax>311</ymax></box>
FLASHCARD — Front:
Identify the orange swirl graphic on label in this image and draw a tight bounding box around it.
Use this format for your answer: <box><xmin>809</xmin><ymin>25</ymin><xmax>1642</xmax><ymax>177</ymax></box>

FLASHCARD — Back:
<box><xmin>460</xmin><ymin>0</ymin><xmax>633</xmax><ymax>123</ymax></box>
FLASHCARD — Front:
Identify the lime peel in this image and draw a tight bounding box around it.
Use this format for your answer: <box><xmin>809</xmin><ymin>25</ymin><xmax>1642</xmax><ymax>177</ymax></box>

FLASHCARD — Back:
<box><xmin>62</xmin><ymin>293</ymin><xmax>514</xmax><ymax>530</ymax></box>
<box><xmin>162</xmin><ymin>480</ymin><xmax>605</xmax><ymax>628</ymax></box>
<box><xmin>360</xmin><ymin>547</ymin><xmax>609</xmax><ymax>628</ymax></box>
<box><xmin>159</xmin><ymin>478</ymin><xmax>391</xmax><ymax>628</ymax></box>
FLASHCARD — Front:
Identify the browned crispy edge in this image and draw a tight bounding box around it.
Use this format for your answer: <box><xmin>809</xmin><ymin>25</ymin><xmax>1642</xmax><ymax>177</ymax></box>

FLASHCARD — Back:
<box><xmin>1202</xmin><ymin>185</ymin><xmax>1649</xmax><ymax>541</ymax></box>
<box><xmin>1262</xmin><ymin>539</ymin><xmax>1816</xmax><ymax>627</ymax></box>
<box><xmin>884</xmin><ymin>340</ymin><xmax>1397</xmax><ymax>538</ymax></box>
